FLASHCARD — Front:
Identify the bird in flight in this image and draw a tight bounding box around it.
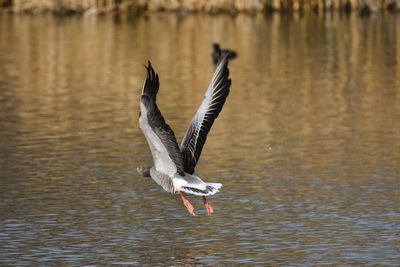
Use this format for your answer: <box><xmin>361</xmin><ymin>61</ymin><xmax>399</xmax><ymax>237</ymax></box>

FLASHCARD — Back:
<box><xmin>136</xmin><ymin>55</ymin><xmax>232</xmax><ymax>216</ymax></box>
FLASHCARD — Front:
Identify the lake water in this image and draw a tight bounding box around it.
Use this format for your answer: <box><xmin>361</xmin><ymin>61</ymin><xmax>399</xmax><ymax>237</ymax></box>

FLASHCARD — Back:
<box><xmin>0</xmin><ymin>13</ymin><xmax>399</xmax><ymax>266</ymax></box>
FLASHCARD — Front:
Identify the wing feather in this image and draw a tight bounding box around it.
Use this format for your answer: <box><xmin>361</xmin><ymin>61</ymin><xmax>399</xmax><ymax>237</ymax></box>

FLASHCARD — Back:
<box><xmin>139</xmin><ymin>61</ymin><xmax>185</xmax><ymax>176</ymax></box>
<box><xmin>212</xmin><ymin>43</ymin><xmax>238</xmax><ymax>65</ymax></box>
<box><xmin>180</xmin><ymin>56</ymin><xmax>232</xmax><ymax>174</ymax></box>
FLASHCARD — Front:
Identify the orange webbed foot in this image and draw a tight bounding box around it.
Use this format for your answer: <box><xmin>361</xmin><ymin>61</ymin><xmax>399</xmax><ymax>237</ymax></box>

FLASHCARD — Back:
<box><xmin>179</xmin><ymin>191</ymin><xmax>196</xmax><ymax>216</ymax></box>
<box><xmin>203</xmin><ymin>196</ymin><xmax>214</xmax><ymax>215</ymax></box>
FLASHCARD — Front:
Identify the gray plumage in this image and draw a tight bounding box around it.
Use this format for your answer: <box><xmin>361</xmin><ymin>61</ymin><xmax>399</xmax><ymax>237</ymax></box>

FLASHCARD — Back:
<box><xmin>180</xmin><ymin>56</ymin><xmax>231</xmax><ymax>174</ymax></box>
<box><xmin>138</xmin><ymin>56</ymin><xmax>231</xmax><ymax>196</ymax></box>
<box><xmin>140</xmin><ymin>63</ymin><xmax>185</xmax><ymax>176</ymax></box>
<box><xmin>149</xmin><ymin>168</ymin><xmax>175</xmax><ymax>193</ymax></box>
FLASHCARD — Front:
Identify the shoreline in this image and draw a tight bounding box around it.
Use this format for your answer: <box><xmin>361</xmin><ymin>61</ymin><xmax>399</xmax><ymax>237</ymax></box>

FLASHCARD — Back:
<box><xmin>1</xmin><ymin>0</ymin><xmax>399</xmax><ymax>16</ymax></box>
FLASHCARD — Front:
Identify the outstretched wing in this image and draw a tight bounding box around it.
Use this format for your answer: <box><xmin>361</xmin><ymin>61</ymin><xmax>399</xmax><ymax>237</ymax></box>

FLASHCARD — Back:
<box><xmin>139</xmin><ymin>61</ymin><xmax>185</xmax><ymax>177</ymax></box>
<box><xmin>180</xmin><ymin>55</ymin><xmax>232</xmax><ymax>174</ymax></box>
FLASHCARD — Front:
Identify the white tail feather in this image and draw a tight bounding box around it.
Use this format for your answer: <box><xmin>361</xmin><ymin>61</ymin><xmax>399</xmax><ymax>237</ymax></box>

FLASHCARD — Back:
<box><xmin>179</xmin><ymin>182</ymin><xmax>222</xmax><ymax>196</ymax></box>
<box><xmin>173</xmin><ymin>173</ymin><xmax>222</xmax><ymax>196</ymax></box>
<box><xmin>207</xmin><ymin>183</ymin><xmax>222</xmax><ymax>190</ymax></box>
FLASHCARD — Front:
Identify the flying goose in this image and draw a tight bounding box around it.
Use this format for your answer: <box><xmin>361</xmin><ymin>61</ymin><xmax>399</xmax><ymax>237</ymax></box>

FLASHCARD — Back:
<box><xmin>136</xmin><ymin>55</ymin><xmax>231</xmax><ymax>216</ymax></box>
<box><xmin>211</xmin><ymin>43</ymin><xmax>237</xmax><ymax>66</ymax></box>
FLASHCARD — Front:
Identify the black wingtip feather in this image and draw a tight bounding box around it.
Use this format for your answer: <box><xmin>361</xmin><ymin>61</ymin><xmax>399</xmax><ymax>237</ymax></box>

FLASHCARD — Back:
<box><xmin>142</xmin><ymin>60</ymin><xmax>159</xmax><ymax>99</ymax></box>
<box><xmin>212</xmin><ymin>44</ymin><xmax>237</xmax><ymax>66</ymax></box>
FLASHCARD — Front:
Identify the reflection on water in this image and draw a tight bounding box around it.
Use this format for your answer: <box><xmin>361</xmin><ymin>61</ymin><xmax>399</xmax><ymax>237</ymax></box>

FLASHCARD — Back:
<box><xmin>1</xmin><ymin>13</ymin><xmax>399</xmax><ymax>266</ymax></box>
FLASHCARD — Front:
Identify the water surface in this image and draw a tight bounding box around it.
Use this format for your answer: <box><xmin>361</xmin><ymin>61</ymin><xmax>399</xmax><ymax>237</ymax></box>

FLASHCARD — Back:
<box><xmin>0</xmin><ymin>13</ymin><xmax>399</xmax><ymax>266</ymax></box>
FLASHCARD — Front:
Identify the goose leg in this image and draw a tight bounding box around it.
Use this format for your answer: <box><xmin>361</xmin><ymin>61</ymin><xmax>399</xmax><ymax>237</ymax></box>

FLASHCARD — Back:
<box><xmin>178</xmin><ymin>191</ymin><xmax>195</xmax><ymax>216</ymax></box>
<box><xmin>202</xmin><ymin>196</ymin><xmax>214</xmax><ymax>215</ymax></box>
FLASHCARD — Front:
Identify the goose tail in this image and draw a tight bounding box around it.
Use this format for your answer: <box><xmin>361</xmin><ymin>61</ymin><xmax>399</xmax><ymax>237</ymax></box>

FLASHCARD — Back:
<box><xmin>180</xmin><ymin>182</ymin><xmax>222</xmax><ymax>196</ymax></box>
<box><xmin>173</xmin><ymin>174</ymin><xmax>222</xmax><ymax>196</ymax></box>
